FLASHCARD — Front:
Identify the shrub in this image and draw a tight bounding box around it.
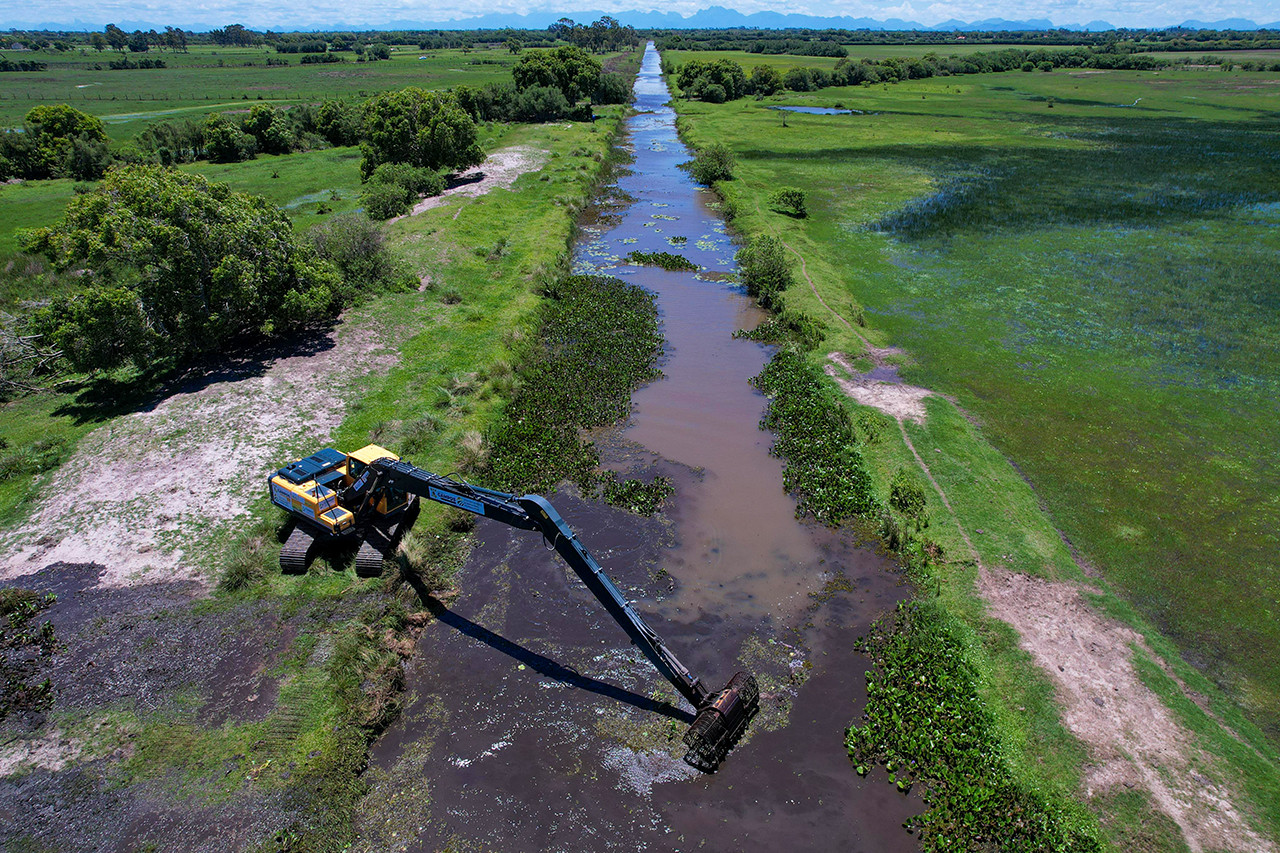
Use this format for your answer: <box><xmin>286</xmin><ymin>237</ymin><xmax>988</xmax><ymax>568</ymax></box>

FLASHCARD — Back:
<box><xmin>368</xmin><ymin>162</ymin><xmax>446</xmax><ymax>197</ymax></box>
<box><xmin>360</xmin><ymin>182</ymin><xmax>413</xmax><ymax>220</ymax></box>
<box><xmin>769</xmin><ymin>186</ymin><xmax>807</xmax><ymax>217</ymax></box>
<box><xmin>514</xmin><ymin>85</ymin><xmax>571</xmax><ymax>122</ymax></box>
<box><xmin>594</xmin><ymin>72</ymin><xmax>633</xmax><ymax>105</ymax></box>
<box><xmin>736</xmin><ymin>234</ymin><xmax>792</xmax><ymax>308</ymax></box>
<box><xmin>307</xmin><ymin>213</ymin><xmax>406</xmax><ymax>297</ymax></box>
<box><xmin>889</xmin><ymin>466</ymin><xmax>928</xmax><ymax>521</ymax></box>
<box><xmin>687</xmin><ymin>143</ymin><xmax>735</xmax><ymax>185</ymax></box>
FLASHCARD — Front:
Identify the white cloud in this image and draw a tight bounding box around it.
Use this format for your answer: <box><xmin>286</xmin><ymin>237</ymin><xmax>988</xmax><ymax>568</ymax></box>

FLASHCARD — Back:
<box><xmin>5</xmin><ymin>0</ymin><xmax>1277</xmax><ymax>29</ymax></box>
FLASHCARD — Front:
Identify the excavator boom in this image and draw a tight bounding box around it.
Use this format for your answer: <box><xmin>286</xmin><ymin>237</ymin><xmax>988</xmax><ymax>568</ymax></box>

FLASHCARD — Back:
<box><xmin>364</xmin><ymin>457</ymin><xmax>758</xmax><ymax>769</ymax></box>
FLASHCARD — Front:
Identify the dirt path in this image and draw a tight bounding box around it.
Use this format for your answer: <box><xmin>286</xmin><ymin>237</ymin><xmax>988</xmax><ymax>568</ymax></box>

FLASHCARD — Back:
<box><xmin>390</xmin><ymin>145</ymin><xmax>549</xmax><ymax>223</ymax></box>
<box><xmin>0</xmin><ymin>315</ymin><xmax>401</xmax><ymax>589</ymax></box>
<box><xmin>783</xmin><ymin>236</ymin><xmax>1274</xmax><ymax>850</ymax></box>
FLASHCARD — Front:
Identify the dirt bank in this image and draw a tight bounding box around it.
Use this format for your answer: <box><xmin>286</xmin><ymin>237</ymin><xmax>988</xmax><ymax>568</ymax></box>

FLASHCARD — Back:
<box><xmin>391</xmin><ymin>145</ymin><xmax>549</xmax><ymax>222</ymax></box>
<box><xmin>0</xmin><ymin>315</ymin><xmax>400</xmax><ymax>589</ymax></box>
<box><xmin>979</xmin><ymin>567</ymin><xmax>1273</xmax><ymax>852</ymax></box>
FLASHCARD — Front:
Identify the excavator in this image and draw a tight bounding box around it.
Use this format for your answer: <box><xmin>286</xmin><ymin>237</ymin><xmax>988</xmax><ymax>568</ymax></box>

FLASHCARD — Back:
<box><xmin>269</xmin><ymin>443</ymin><xmax>759</xmax><ymax>771</ymax></box>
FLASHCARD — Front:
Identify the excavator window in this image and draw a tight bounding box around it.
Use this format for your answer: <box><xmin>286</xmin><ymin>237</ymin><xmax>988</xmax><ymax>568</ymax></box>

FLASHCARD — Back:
<box><xmin>348</xmin><ymin>457</ymin><xmax>367</xmax><ymax>482</ymax></box>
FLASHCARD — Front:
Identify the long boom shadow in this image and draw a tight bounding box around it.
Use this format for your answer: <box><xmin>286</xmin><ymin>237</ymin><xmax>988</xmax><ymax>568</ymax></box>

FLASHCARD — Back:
<box><xmin>407</xmin><ymin>576</ymin><xmax>694</xmax><ymax>725</ymax></box>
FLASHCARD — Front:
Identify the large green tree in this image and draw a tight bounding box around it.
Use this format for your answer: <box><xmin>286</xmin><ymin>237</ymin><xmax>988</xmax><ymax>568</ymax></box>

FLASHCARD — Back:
<box><xmin>22</xmin><ymin>166</ymin><xmax>340</xmax><ymax>372</ymax></box>
<box><xmin>19</xmin><ymin>104</ymin><xmax>110</xmax><ymax>179</ymax></box>
<box><xmin>512</xmin><ymin>45</ymin><xmax>601</xmax><ymax>104</ymax></box>
<box><xmin>360</xmin><ymin>88</ymin><xmax>483</xmax><ymax>179</ymax></box>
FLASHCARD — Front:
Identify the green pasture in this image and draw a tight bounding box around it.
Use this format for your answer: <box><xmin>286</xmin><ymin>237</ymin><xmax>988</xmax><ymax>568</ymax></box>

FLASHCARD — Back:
<box><xmin>0</xmin><ymin>44</ymin><xmax>522</xmax><ymax>129</ymax></box>
<box><xmin>675</xmin><ymin>61</ymin><xmax>1280</xmax><ymax>841</ymax></box>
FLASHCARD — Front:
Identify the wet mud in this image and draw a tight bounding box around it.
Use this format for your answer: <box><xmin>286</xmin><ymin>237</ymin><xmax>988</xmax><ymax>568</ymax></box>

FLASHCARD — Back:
<box><xmin>0</xmin><ymin>562</ymin><xmax>371</xmax><ymax>852</ymax></box>
<box><xmin>358</xmin><ymin>44</ymin><xmax>921</xmax><ymax>852</ymax></box>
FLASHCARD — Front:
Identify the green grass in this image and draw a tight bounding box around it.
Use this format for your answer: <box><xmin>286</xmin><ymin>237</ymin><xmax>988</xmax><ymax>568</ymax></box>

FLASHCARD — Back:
<box><xmin>672</xmin><ymin>58</ymin><xmax>1280</xmax><ymax>846</ymax></box>
<box><xmin>0</xmin><ymin>45</ymin><xmax>526</xmax><ymax>129</ymax></box>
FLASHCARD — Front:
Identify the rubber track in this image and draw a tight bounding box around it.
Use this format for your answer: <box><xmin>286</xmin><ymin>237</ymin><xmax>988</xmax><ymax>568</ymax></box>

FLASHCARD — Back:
<box><xmin>280</xmin><ymin>527</ymin><xmax>314</xmax><ymax>574</ymax></box>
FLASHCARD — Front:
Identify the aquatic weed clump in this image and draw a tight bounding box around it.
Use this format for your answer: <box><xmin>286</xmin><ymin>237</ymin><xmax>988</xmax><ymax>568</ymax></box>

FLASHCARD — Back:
<box><xmin>849</xmin><ymin>599</ymin><xmax>1101</xmax><ymax>852</ymax></box>
<box><xmin>752</xmin><ymin>350</ymin><xmax>879</xmax><ymax>524</ymax></box>
<box><xmin>486</xmin><ymin>274</ymin><xmax>672</xmax><ymax>513</ymax></box>
<box><xmin>624</xmin><ymin>250</ymin><xmax>699</xmax><ymax>271</ymax></box>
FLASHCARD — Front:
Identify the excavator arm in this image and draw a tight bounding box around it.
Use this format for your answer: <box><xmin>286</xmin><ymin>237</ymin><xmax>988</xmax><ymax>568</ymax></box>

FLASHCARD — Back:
<box><xmin>369</xmin><ymin>457</ymin><xmax>757</xmax><ymax>770</ymax></box>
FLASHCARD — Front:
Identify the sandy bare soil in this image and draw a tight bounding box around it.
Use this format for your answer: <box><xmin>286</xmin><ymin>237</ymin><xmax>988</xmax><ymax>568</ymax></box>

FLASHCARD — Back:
<box><xmin>0</xmin><ymin>318</ymin><xmax>399</xmax><ymax>589</ymax></box>
<box><xmin>824</xmin><ymin>350</ymin><xmax>932</xmax><ymax>424</ymax></box>
<box><xmin>979</xmin><ymin>567</ymin><xmax>1274</xmax><ymax>853</ymax></box>
<box><xmin>391</xmin><ymin>145</ymin><xmax>549</xmax><ymax>222</ymax></box>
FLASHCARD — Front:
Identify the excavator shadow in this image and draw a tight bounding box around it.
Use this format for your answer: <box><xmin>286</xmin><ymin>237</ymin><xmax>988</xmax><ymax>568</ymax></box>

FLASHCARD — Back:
<box><xmin>406</xmin><ymin>580</ymin><xmax>694</xmax><ymax>724</ymax></box>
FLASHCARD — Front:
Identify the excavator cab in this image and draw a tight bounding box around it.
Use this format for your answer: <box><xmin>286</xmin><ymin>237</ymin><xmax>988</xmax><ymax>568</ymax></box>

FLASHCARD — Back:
<box><xmin>345</xmin><ymin>445</ymin><xmax>412</xmax><ymax>516</ymax></box>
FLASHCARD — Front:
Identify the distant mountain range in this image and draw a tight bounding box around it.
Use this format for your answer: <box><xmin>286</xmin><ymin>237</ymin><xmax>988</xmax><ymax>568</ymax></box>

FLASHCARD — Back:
<box><xmin>9</xmin><ymin>7</ymin><xmax>1280</xmax><ymax>33</ymax></box>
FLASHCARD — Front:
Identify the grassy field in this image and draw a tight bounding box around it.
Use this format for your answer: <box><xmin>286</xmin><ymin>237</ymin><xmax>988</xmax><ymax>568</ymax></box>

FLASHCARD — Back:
<box><xmin>0</xmin><ymin>44</ymin><xmax>522</xmax><ymax>130</ymax></box>
<box><xmin>672</xmin><ymin>60</ymin><xmax>1280</xmax><ymax>847</ymax></box>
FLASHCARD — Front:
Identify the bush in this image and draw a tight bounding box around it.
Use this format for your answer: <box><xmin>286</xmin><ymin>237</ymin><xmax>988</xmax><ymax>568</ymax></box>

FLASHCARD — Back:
<box><xmin>736</xmin><ymin>234</ymin><xmax>792</xmax><ymax>308</ymax></box>
<box><xmin>687</xmin><ymin>143</ymin><xmax>735</xmax><ymax>185</ymax></box>
<box><xmin>368</xmin><ymin>162</ymin><xmax>446</xmax><ymax>197</ymax></box>
<box><xmin>360</xmin><ymin>182</ymin><xmax>413</xmax><ymax>220</ymax></box>
<box><xmin>594</xmin><ymin>72</ymin><xmax>633</xmax><ymax>105</ymax></box>
<box><xmin>307</xmin><ymin>213</ymin><xmax>405</xmax><ymax>297</ymax></box>
<box><xmin>514</xmin><ymin>85</ymin><xmax>571</xmax><ymax>122</ymax></box>
<box><xmin>769</xmin><ymin>186</ymin><xmax>807</xmax><ymax>217</ymax></box>
<box><xmin>889</xmin><ymin>466</ymin><xmax>928</xmax><ymax>520</ymax></box>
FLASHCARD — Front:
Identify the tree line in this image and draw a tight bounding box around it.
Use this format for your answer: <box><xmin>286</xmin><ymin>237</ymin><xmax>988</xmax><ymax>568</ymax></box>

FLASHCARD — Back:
<box><xmin>667</xmin><ymin>43</ymin><xmax>1239</xmax><ymax>103</ymax></box>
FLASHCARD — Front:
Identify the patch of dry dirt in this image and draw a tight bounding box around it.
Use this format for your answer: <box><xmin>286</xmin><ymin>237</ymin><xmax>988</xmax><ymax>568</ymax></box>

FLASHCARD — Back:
<box><xmin>391</xmin><ymin>145</ymin><xmax>549</xmax><ymax>222</ymax></box>
<box><xmin>825</xmin><ymin>350</ymin><xmax>932</xmax><ymax>424</ymax></box>
<box><xmin>0</xmin><ymin>317</ymin><xmax>399</xmax><ymax>589</ymax></box>
<box><xmin>0</xmin><ymin>729</ymin><xmax>83</xmax><ymax>776</ymax></box>
<box><xmin>978</xmin><ymin>567</ymin><xmax>1274</xmax><ymax>853</ymax></box>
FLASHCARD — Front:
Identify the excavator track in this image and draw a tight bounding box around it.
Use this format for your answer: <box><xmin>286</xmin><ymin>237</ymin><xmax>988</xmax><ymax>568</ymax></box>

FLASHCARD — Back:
<box><xmin>354</xmin><ymin>540</ymin><xmax>386</xmax><ymax>577</ymax></box>
<box><xmin>280</xmin><ymin>526</ymin><xmax>314</xmax><ymax>574</ymax></box>
<box><xmin>354</xmin><ymin>520</ymin><xmax>401</xmax><ymax>577</ymax></box>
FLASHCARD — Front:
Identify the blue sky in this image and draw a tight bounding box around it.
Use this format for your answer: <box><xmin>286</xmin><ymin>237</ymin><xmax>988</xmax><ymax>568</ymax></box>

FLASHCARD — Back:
<box><xmin>5</xmin><ymin>0</ymin><xmax>1276</xmax><ymax>30</ymax></box>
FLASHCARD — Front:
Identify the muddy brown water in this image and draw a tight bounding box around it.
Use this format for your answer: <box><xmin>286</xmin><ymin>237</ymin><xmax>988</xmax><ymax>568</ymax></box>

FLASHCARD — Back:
<box><xmin>358</xmin><ymin>45</ymin><xmax>921</xmax><ymax>852</ymax></box>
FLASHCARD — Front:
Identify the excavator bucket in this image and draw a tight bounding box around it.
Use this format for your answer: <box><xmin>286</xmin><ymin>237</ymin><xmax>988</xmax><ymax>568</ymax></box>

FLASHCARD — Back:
<box><xmin>682</xmin><ymin>671</ymin><xmax>759</xmax><ymax>771</ymax></box>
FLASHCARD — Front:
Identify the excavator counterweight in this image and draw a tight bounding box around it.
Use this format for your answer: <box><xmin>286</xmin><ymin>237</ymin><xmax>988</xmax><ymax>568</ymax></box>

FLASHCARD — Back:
<box><xmin>269</xmin><ymin>445</ymin><xmax>757</xmax><ymax>771</ymax></box>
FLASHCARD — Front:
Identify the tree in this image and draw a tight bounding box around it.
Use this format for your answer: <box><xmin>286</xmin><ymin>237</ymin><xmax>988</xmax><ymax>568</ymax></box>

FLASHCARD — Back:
<box><xmin>505</xmin><ymin>38</ymin><xmax>522</xmax><ymax>55</ymax></box>
<box><xmin>23</xmin><ymin>104</ymin><xmax>109</xmax><ymax>179</ymax></box>
<box><xmin>360</xmin><ymin>87</ymin><xmax>483</xmax><ymax>178</ymax></box>
<box><xmin>242</xmin><ymin>104</ymin><xmax>294</xmax><ymax>155</ymax></box>
<box><xmin>749</xmin><ymin>65</ymin><xmax>782</xmax><ymax>95</ymax></box>
<box><xmin>202</xmin><ymin>114</ymin><xmax>256</xmax><ymax>162</ymax></box>
<box><xmin>90</xmin><ymin>33</ymin><xmax>107</xmax><ymax>52</ymax></box>
<box><xmin>104</xmin><ymin>24</ymin><xmax>127</xmax><ymax>52</ymax></box>
<box><xmin>736</xmin><ymin>234</ymin><xmax>792</xmax><ymax>309</ymax></box>
<box><xmin>676</xmin><ymin>58</ymin><xmax>747</xmax><ymax>102</ymax></box>
<box><xmin>512</xmin><ymin>45</ymin><xmax>601</xmax><ymax>104</ymax></box>
<box><xmin>127</xmin><ymin>30</ymin><xmax>149</xmax><ymax>53</ymax></box>
<box><xmin>22</xmin><ymin>166</ymin><xmax>340</xmax><ymax>370</ymax></box>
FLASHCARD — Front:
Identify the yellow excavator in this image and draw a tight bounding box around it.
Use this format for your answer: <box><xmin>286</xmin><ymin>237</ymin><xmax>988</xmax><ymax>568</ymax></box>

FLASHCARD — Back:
<box><xmin>269</xmin><ymin>444</ymin><xmax>759</xmax><ymax>771</ymax></box>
